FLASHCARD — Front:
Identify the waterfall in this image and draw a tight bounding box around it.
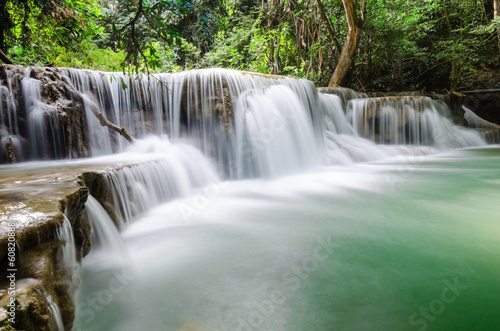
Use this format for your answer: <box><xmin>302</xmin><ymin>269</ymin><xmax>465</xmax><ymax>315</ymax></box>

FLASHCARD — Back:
<box><xmin>0</xmin><ymin>66</ymin><xmax>490</xmax><ymax>172</ymax></box>
<box><xmin>47</xmin><ymin>294</ymin><xmax>65</xmax><ymax>331</ymax></box>
<box><xmin>104</xmin><ymin>139</ymin><xmax>219</xmax><ymax>224</ymax></box>
<box><xmin>56</xmin><ymin>215</ymin><xmax>77</xmax><ymax>273</ymax></box>
<box><xmin>319</xmin><ymin>93</ymin><xmax>354</xmax><ymax>135</ymax></box>
<box><xmin>64</xmin><ymin>68</ymin><xmax>326</xmax><ymax>178</ymax></box>
<box><xmin>84</xmin><ymin>195</ymin><xmax>128</xmax><ymax>267</ymax></box>
<box><xmin>317</xmin><ymin>87</ymin><xmax>361</xmax><ymax>111</ymax></box>
<box><xmin>0</xmin><ymin>70</ymin><xmax>23</xmax><ymax>162</ymax></box>
<box><xmin>22</xmin><ymin>69</ymin><xmax>66</xmax><ymax>160</ymax></box>
<box><xmin>1</xmin><ymin>67</ymin><xmax>498</xmax><ymax>331</ymax></box>
<box><xmin>347</xmin><ymin>96</ymin><xmax>485</xmax><ymax>148</ymax></box>
<box><xmin>235</xmin><ymin>85</ymin><xmax>320</xmax><ymax>178</ymax></box>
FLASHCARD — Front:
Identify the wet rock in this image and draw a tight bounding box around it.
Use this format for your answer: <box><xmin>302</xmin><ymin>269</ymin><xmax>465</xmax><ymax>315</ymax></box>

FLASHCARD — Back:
<box><xmin>0</xmin><ymin>159</ymin><xmax>160</xmax><ymax>330</ymax></box>
<box><xmin>4</xmin><ymin>137</ymin><xmax>16</xmax><ymax>164</ymax></box>
<box><xmin>80</xmin><ymin>171</ymin><xmax>121</xmax><ymax>228</ymax></box>
<box><xmin>180</xmin><ymin>72</ymin><xmax>233</xmax><ymax>134</ymax></box>
<box><xmin>0</xmin><ymin>166</ymin><xmax>92</xmax><ymax>330</ymax></box>
<box><xmin>0</xmin><ymin>279</ymin><xmax>53</xmax><ymax>331</ymax></box>
<box><xmin>480</xmin><ymin>129</ymin><xmax>500</xmax><ymax>144</ymax></box>
<box><xmin>318</xmin><ymin>87</ymin><xmax>360</xmax><ymax>111</ymax></box>
<box><xmin>459</xmin><ymin>89</ymin><xmax>500</xmax><ymax>125</ymax></box>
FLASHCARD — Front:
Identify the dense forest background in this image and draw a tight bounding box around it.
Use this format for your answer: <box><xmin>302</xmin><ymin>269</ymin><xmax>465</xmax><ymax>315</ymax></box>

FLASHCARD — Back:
<box><xmin>0</xmin><ymin>0</ymin><xmax>499</xmax><ymax>91</ymax></box>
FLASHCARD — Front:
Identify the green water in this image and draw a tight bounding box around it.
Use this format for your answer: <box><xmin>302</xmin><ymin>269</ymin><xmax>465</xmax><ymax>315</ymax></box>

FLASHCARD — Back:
<box><xmin>75</xmin><ymin>147</ymin><xmax>500</xmax><ymax>331</ymax></box>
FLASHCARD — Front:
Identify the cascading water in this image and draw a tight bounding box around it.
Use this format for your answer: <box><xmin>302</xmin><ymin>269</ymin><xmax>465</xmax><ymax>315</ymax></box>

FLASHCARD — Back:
<box><xmin>235</xmin><ymin>85</ymin><xmax>320</xmax><ymax>178</ymax></box>
<box><xmin>22</xmin><ymin>69</ymin><xmax>66</xmax><ymax>160</ymax></box>
<box><xmin>84</xmin><ymin>195</ymin><xmax>129</xmax><ymax>267</ymax></box>
<box><xmin>103</xmin><ymin>138</ymin><xmax>220</xmax><ymax>224</ymax></box>
<box><xmin>0</xmin><ymin>66</ymin><xmax>489</xmax><ymax>173</ymax></box>
<box><xmin>317</xmin><ymin>87</ymin><xmax>361</xmax><ymax>110</ymax></box>
<box><xmin>47</xmin><ymin>294</ymin><xmax>65</xmax><ymax>331</ymax></box>
<box><xmin>2</xmin><ymin>65</ymin><xmax>500</xmax><ymax>330</ymax></box>
<box><xmin>63</xmin><ymin>68</ymin><xmax>488</xmax><ymax>176</ymax></box>
<box><xmin>347</xmin><ymin>96</ymin><xmax>485</xmax><ymax>148</ymax></box>
<box><xmin>56</xmin><ymin>215</ymin><xmax>78</xmax><ymax>273</ymax></box>
<box><xmin>319</xmin><ymin>93</ymin><xmax>353</xmax><ymax>135</ymax></box>
<box><xmin>63</xmin><ymin>68</ymin><xmax>327</xmax><ymax>178</ymax></box>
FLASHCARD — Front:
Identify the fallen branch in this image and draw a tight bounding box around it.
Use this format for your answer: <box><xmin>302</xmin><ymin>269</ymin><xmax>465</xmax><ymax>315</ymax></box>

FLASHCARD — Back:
<box><xmin>451</xmin><ymin>90</ymin><xmax>466</xmax><ymax>98</ymax></box>
<box><xmin>0</xmin><ymin>49</ymin><xmax>13</xmax><ymax>64</ymax></box>
<box><xmin>60</xmin><ymin>74</ymin><xmax>136</xmax><ymax>143</ymax></box>
<box><xmin>86</xmin><ymin>101</ymin><xmax>135</xmax><ymax>143</ymax></box>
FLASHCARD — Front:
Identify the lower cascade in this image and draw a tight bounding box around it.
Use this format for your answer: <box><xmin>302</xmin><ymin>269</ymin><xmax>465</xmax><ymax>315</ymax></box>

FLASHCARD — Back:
<box><xmin>0</xmin><ymin>66</ymin><xmax>499</xmax><ymax>330</ymax></box>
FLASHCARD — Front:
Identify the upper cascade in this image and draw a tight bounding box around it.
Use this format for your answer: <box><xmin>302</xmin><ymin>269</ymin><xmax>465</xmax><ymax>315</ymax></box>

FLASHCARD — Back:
<box><xmin>64</xmin><ymin>67</ymin><xmax>325</xmax><ymax>178</ymax></box>
<box><xmin>0</xmin><ymin>65</ymin><xmax>489</xmax><ymax>177</ymax></box>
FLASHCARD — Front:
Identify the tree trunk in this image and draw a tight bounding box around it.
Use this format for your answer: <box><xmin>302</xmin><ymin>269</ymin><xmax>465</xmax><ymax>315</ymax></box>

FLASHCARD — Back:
<box><xmin>0</xmin><ymin>48</ymin><xmax>13</xmax><ymax>64</ymax></box>
<box><xmin>450</xmin><ymin>59</ymin><xmax>458</xmax><ymax>92</ymax></box>
<box><xmin>328</xmin><ymin>0</ymin><xmax>364</xmax><ymax>87</ymax></box>
<box><xmin>494</xmin><ymin>0</ymin><xmax>500</xmax><ymax>53</ymax></box>
<box><xmin>442</xmin><ymin>2</ymin><xmax>458</xmax><ymax>92</ymax></box>
<box><xmin>0</xmin><ymin>0</ymin><xmax>8</xmax><ymax>52</ymax></box>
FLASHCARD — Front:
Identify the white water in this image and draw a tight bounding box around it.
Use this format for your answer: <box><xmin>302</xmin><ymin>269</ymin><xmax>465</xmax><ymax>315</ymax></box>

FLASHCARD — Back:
<box><xmin>2</xmin><ymin>67</ymin><xmax>497</xmax><ymax>330</ymax></box>
<box><xmin>235</xmin><ymin>85</ymin><xmax>320</xmax><ymax>177</ymax></box>
<box><xmin>84</xmin><ymin>195</ymin><xmax>128</xmax><ymax>267</ymax></box>
<box><xmin>22</xmin><ymin>69</ymin><xmax>66</xmax><ymax>159</ymax></box>
<box><xmin>347</xmin><ymin>96</ymin><xmax>484</xmax><ymax>148</ymax></box>
<box><xmin>73</xmin><ymin>146</ymin><xmax>500</xmax><ymax>331</ymax></box>
<box><xmin>47</xmin><ymin>294</ymin><xmax>65</xmax><ymax>331</ymax></box>
<box><xmin>463</xmin><ymin>105</ymin><xmax>500</xmax><ymax>129</ymax></box>
<box><xmin>63</xmin><ymin>69</ymin><xmax>486</xmax><ymax>177</ymax></box>
<box><xmin>0</xmin><ymin>67</ymin><xmax>488</xmax><ymax>175</ymax></box>
<box><xmin>104</xmin><ymin>138</ymin><xmax>220</xmax><ymax>224</ymax></box>
<box><xmin>320</xmin><ymin>94</ymin><xmax>353</xmax><ymax>135</ymax></box>
<box><xmin>56</xmin><ymin>215</ymin><xmax>77</xmax><ymax>273</ymax></box>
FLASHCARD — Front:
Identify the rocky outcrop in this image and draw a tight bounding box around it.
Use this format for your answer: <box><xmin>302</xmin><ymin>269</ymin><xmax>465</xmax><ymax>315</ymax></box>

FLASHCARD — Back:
<box><xmin>480</xmin><ymin>129</ymin><xmax>500</xmax><ymax>144</ymax></box>
<box><xmin>0</xmin><ymin>165</ymin><xmax>92</xmax><ymax>330</ymax></box>
<box><xmin>0</xmin><ymin>64</ymin><xmax>91</xmax><ymax>163</ymax></box>
<box><xmin>317</xmin><ymin>87</ymin><xmax>361</xmax><ymax>111</ymax></box>
<box><xmin>0</xmin><ymin>160</ymin><xmax>155</xmax><ymax>330</ymax></box>
<box><xmin>459</xmin><ymin>89</ymin><xmax>500</xmax><ymax>125</ymax></box>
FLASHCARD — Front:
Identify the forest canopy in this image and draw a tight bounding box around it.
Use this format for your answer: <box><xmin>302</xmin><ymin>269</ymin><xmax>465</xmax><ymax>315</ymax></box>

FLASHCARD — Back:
<box><xmin>0</xmin><ymin>0</ymin><xmax>499</xmax><ymax>91</ymax></box>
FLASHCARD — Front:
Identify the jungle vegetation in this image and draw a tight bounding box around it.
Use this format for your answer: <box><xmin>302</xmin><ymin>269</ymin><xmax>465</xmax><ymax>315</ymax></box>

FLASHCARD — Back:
<box><xmin>0</xmin><ymin>0</ymin><xmax>499</xmax><ymax>91</ymax></box>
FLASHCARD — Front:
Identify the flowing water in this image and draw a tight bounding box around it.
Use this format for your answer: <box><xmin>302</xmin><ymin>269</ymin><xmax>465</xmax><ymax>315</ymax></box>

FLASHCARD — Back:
<box><xmin>2</xmin><ymin>68</ymin><xmax>499</xmax><ymax>330</ymax></box>
<box><xmin>74</xmin><ymin>146</ymin><xmax>500</xmax><ymax>331</ymax></box>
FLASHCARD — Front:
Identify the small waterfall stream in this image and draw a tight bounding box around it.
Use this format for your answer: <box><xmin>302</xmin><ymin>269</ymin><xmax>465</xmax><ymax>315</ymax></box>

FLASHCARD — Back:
<box><xmin>85</xmin><ymin>195</ymin><xmax>128</xmax><ymax>264</ymax></box>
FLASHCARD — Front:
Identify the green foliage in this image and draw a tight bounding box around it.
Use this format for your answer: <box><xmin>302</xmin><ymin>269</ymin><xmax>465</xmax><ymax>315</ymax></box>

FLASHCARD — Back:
<box><xmin>203</xmin><ymin>14</ymin><xmax>259</xmax><ymax>69</ymax></box>
<box><xmin>356</xmin><ymin>0</ymin><xmax>499</xmax><ymax>91</ymax></box>
<box><xmin>0</xmin><ymin>0</ymin><xmax>498</xmax><ymax>91</ymax></box>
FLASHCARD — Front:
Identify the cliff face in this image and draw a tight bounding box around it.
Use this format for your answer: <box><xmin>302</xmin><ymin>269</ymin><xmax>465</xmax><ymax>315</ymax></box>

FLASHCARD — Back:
<box><xmin>0</xmin><ymin>161</ymin><xmax>151</xmax><ymax>330</ymax></box>
<box><xmin>460</xmin><ymin>89</ymin><xmax>500</xmax><ymax>125</ymax></box>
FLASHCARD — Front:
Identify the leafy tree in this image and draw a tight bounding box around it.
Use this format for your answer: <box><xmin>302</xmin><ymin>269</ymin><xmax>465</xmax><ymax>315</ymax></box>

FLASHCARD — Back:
<box><xmin>0</xmin><ymin>0</ymin><xmax>111</xmax><ymax>66</ymax></box>
<box><xmin>328</xmin><ymin>0</ymin><xmax>366</xmax><ymax>87</ymax></box>
<box><xmin>95</xmin><ymin>0</ymin><xmax>225</xmax><ymax>72</ymax></box>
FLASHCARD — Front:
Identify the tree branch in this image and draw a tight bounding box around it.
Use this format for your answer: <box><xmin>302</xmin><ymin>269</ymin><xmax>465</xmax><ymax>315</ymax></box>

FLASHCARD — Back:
<box><xmin>0</xmin><ymin>48</ymin><xmax>13</xmax><ymax>64</ymax></box>
<box><xmin>84</xmin><ymin>99</ymin><xmax>135</xmax><ymax>142</ymax></box>
<box><xmin>316</xmin><ymin>0</ymin><xmax>342</xmax><ymax>55</ymax></box>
